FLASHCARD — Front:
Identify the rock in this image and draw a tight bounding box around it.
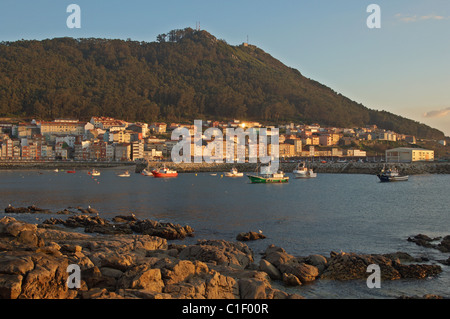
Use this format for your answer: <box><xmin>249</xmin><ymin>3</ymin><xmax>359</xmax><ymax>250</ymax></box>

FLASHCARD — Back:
<box><xmin>436</xmin><ymin>235</ymin><xmax>450</xmax><ymax>253</ymax></box>
<box><xmin>130</xmin><ymin>219</ymin><xmax>194</xmax><ymax>240</ymax></box>
<box><xmin>0</xmin><ymin>274</ymin><xmax>23</xmax><ymax>299</ymax></box>
<box><xmin>20</xmin><ymin>252</ymin><xmax>77</xmax><ymax>299</ymax></box>
<box><xmin>394</xmin><ymin>264</ymin><xmax>442</xmax><ymax>279</ymax></box>
<box><xmin>4</xmin><ymin>206</ymin><xmax>52</xmax><ymax>214</ymax></box>
<box><xmin>305</xmin><ymin>254</ymin><xmax>328</xmax><ymax>273</ymax></box>
<box><xmin>0</xmin><ymin>217</ymin><xmax>44</xmax><ymax>248</ymax></box>
<box><xmin>407</xmin><ymin>234</ymin><xmax>440</xmax><ymax>249</ymax></box>
<box><xmin>118</xmin><ymin>265</ymin><xmax>164</xmax><ymax>292</ymax></box>
<box><xmin>236</xmin><ymin>231</ymin><xmax>266</xmax><ymax>241</ymax></box>
<box><xmin>321</xmin><ymin>253</ymin><xmax>401</xmax><ymax>281</ymax></box>
<box><xmin>179</xmin><ymin>240</ymin><xmax>254</xmax><ymax>269</ymax></box>
<box><xmin>320</xmin><ymin>252</ymin><xmax>442</xmax><ymax>281</ymax></box>
<box><xmin>264</xmin><ymin>250</ymin><xmax>295</xmax><ymax>268</ymax></box>
<box><xmin>279</xmin><ymin>262</ymin><xmax>319</xmax><ymax>284</ymax></box>
<box><xmin>259</xmin><ymin>259</ymin><xmax>282</xmax><ymax>280</ymax></box>
<box><xmin>239</xmin><ymin>278</ymin><xmax>270</xmax><ymax>299</ymax></box>
<box><xmin>113</xmin><ymin>214</ymin><xmax>138</xmax><ymax>223</ymax></box>
<box><xmin>383</xmin><ymin>252</ymin><xmax>416</xmax><ymax>263</ymax></box>
<box><xmin>282</xmin><ymin>273</ymin><xmax>302</xmax><ymax>286</ymax></box>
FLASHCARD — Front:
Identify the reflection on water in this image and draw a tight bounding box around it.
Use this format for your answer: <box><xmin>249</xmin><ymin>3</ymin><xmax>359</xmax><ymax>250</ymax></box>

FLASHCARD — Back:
<box><xmin>1</xmin><ymin>169</ymin><xmax>449</xmax><ymax>298</ymax></box>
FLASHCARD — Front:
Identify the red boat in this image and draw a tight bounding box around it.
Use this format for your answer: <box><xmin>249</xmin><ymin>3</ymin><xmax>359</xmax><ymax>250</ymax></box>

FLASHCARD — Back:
<box><xmin>66</xmin><ymin>170</ymin><xmax>76</xmax><ymax>174</ymax></box>
<box><xmin>151</xmin><ymin>166</ymin><xmax>178</xmax><ymax>178</ymax></box>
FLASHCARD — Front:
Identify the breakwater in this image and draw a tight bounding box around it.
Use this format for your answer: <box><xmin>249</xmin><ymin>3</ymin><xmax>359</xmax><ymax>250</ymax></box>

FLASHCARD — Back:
<box><xmin>141</xmin><ymin>161</ymin><xmax>450</xmax><ymax>175</ymax></box>
<box><xmin>0</xmin><ymin>160</ymin><xmax>135</xmax><ymax>170</ymax></box>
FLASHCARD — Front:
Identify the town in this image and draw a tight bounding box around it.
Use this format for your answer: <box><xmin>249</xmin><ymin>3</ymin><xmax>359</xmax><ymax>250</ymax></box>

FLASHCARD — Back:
<box><xmin>0</xmin><ymin>116</ymin><xmax>446</xmax><ymax>164</ymax></box>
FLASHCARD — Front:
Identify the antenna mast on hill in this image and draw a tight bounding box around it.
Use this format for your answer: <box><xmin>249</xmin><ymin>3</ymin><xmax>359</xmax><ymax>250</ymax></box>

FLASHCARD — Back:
<box><xmin>196</xmin><ymin>22</ymin><xmax>201</xmax><ymax>31</ymax></box>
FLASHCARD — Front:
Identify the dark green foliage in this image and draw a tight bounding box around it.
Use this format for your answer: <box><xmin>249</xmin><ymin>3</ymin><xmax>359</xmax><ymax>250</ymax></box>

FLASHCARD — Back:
<box><xmin>0</xmin><ymin>28</ymin><xmax>444</xmax><ymax>139</ymax></box>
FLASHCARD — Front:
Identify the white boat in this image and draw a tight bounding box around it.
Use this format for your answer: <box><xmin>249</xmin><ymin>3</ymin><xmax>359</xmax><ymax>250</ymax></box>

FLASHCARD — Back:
<box><xmin>90</xmin><ymin>169</ymin><xmax>101</xmax><ymax>176</ymax></box>
<box><xmin>141</xmin><ymin>169</ymin><xmax>152</xmax><ymax>176</ymax></box>
<box><xmin>377</xmin><ymin>166</ymin><xmax>408</xmax><ymax>182</ymax></box>
<box><xmin>54</xmin><ymin>169</ymin><xmax>59</xmax><ymax>172</ymax></box>
<box><xmin>118</xmin><ymin>170</ymin><xmax>130</xmax><ymax>177</ymax></box>
<box><xmin>225</xmin><ymin>167</ymin><xmax>244</xmax><ymax>177</ymax></box>
<box><xmin>293</xmin><ymin>162</ymin><xmax>317</xmax><ymax>179</ymax></box>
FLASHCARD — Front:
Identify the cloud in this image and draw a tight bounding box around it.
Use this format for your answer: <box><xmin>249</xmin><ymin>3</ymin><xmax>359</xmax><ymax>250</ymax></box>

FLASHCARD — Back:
<box><xmin>395</xmin><ymin>13</ymin><xmax>448</xmax><ymax>23</ymax></box>
<box><xmin>423</xmin><ymin>107</ymin><xmax>450</xmax><ymax>118</ymax></box>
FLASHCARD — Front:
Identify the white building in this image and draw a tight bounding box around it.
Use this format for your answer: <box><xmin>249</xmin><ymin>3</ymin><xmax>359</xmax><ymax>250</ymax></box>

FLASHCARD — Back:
<box><xmin>386</xmin><ymin>147</ymin><xmax>434</xmax><ymax>163</ymax></box>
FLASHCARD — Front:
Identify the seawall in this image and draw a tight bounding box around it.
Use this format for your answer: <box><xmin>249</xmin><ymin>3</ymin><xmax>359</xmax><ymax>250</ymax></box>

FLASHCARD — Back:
<box><xmin>0</xmin><ymin>160</ymin><xmax>135</xmax><ymax>170</ymax></box>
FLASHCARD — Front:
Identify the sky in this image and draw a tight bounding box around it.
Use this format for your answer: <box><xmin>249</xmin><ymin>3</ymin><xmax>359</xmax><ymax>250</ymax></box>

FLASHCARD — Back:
<box><xmin>0</xmin><ymin>0</ymin><xmax>449</xmax><ymax>136</ymax></box>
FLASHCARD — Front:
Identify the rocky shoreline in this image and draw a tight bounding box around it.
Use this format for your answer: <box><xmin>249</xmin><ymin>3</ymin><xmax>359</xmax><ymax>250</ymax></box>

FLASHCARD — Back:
<box><xmin>1</xmin><ymin>206</ymin><xmax>448</xmax><ymax>299</ymax></box>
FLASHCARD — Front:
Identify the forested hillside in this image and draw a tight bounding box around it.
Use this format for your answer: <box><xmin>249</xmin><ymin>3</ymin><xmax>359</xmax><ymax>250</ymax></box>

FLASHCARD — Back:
<box><xmin>0</xmin><ymin>27</ymin><xmax>444</xmax><ymax>139</ymax></box>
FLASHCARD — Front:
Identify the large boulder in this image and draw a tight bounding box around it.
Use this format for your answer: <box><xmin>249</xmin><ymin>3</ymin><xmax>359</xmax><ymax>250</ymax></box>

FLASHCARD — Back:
<box><xmin>321</xmin><ymin>252</ymin><xmax>442</xmax><ymax>281</ymax></box>
<box><xmin>236</xmin><ymin>231</ymin><xmax>266</xmax><ymax>241</ymax></box>
<box><xmin>179</xmin><ymin>240</ymin><xmax>254</xmax><ymax>269</ymax></box>
<box><xmin>262</xmin><ymin>245</ymin><xmax>319</xmax><ymax>284</ymax></box>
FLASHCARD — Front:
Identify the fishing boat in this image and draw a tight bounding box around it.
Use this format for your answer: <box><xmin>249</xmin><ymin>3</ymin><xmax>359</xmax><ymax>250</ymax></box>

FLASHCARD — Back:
<box><xmin>89</xmin><ymin>169</ymin><xmax>101</xmax><ymax>176</ymax></box>
<box><xmin>377</xmin><ymin>166</ymin><xmax>408</xmax><ymax>182</ymax></box>
<box><xmin>141</xmin><ymin>169</ymin><xmax>152</xmax><ymax>176</ymax></box>
<box><xmin>225</xmin><ymin>167</ymin><xmax>244</xmax><ymax>177</ymax></box>
<box><xmin>54</xmin><ymin>169</ymin><xmax>59</xmax><ymax>172</ymax></box>
<box><xmin>66</xmin><ymin>170</ymin><xmax>76</xmax><ymax>174</ymax></box>
<box><xmin>151</xmin><ymin>165</ymin><xmax>178</xmax><ymax>178</ymax></box>
<box><xmin>293</xmin><ymin>162</ymin><xmax>317</xmax><ymax>179</ymax></box>
<box><xmin>118</xmin><ymin>170</ymin><xmax>130</xmax><ymax>177</ymax></box>
<box><xmin>247</xmin><ymin>166</ymin><xmax>289</xmax><ymax>184</ymax></box>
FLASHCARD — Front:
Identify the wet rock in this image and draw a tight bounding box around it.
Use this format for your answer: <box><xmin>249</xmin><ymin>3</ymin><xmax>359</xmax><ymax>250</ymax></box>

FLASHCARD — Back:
<box><xmin>394</xmin><ymin>264</ymin><xmax>442</xmax><ymax>279</ymax></box>
<box><xmin>4</xmin><ymin>205</ymin><xmax>52</xmax><ymax>214</ymax></box>
<box><xmin>407</xmin><ymin>234</ymin><xmax>441</xmax><ymax>249</ymax></box>
<box><xmin>320</xmin><ymin>252</ymin><xmax>442</xmax><ymax>281</ymax></box>
<box><xmin>113</xmin><ymin>214</ymin><xmax>138</xmax><ymax>223</ymax></box>
<box><xmin>436</xmin><ymin>235</ymin><xmax>450</xmax><ymax>253</ymax></box>
<box><xmin>130</xmin><ymin>219</ymin><xmax>194</xmax><ymax>240</ymax></box>
<box><xmin>236</xmin><ymin>231</ymin><xmax>266</xmax><ymax>241</ymax></box>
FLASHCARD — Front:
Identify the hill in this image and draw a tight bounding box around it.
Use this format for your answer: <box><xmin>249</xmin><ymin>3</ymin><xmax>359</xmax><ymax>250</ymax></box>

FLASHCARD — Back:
<box><xmin>0</xmin><ymin>27</ymin><xmax>444</xmax><ymax>139</ymax></box>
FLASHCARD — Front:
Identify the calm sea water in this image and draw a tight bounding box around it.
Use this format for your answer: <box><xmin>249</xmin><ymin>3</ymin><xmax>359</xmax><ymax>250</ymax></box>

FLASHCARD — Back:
<box><xmin>1</xmin><ymin>168</ymin><xmax>449</xmax><ymax>299</ymax></box>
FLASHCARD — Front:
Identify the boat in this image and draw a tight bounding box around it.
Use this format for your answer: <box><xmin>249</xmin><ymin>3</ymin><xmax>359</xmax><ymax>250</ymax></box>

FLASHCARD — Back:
<box><xmin>377</xmin><ymin>166</ymin><xmax>409</xmax><ymax>182</ymax></box>
<box><xmin>225</xmin><ymin>167</ymin><xmax>244</xmax><ymax>177</ymax></box>
<box><xmin>66</xmin><ymin>170</ymin><xmax>76</xmax><ymax>174</ymax></box>
<box><xmin>54</xmin><ymin>169</ymin><xmax>59</xmax><ymax>172</ymax></box>
<box><xmin>293</xmin><ymin>162</ymin><xmax>317</xmax><ymax>178</ymax></box>
<box><xmin>118</xmin><ymin>171</ymin><xmax>130</xmax><ymax>177</ymax></box>
<box><xmin>141</xmin><ymin>169</ymin><xmax>153</xmax><ymax>176</ymax></box>
<box><xmin>247</xmin><ymin>166</ymin><xmax>289</xmax><ymax>184</ymax></box>
<box><xmin>151</xmin><ymin>165</ymin><xmax>178</xmax><ymax>178</ymax></box>
<box><xmin>89</xmin><ymin>169</ymin><xmax>101</xmax><ymax>176</ymax></box>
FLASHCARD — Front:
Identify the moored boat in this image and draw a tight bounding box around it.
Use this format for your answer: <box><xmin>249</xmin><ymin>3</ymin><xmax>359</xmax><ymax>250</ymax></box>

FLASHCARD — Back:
<box><xmin>377</xmin><ymin>166</ymin><xmax>408</xmax><ymax>182</ymax></box>
<box><xmin>225</xmin><ymin>167</ymin><xmax>244</xmax><ymax>177</ymax></box>
<box><xmin>66</xmin><ymin>170</ymin><xmax>76</xmax><ymax>174</ymax></box>
<box><xmin>151</xmin><ymin>165</ymin><xmax>178</xmax><ymax>178</ymax></box>
<box><xmin>247</xmin><ymin>166</ymin><xmax>289</xmax><ymax>184</ymax></box>
<box><xmin>293</xmin><ymin>162</ymin><xmax>317</xmax><ymax>178</ymax></box>
<box><xmin>141</xmin><ymin>169</ymin><xmax>152</xmax><ymax>176</ymax></box>
<box><xmin>89</xmin><ymin>169</ymin><xmax>101</xmax><ymax>176</ymax></box>
<box><xmin>118</xmin><ymin>171</ymin><xmax>130</xmax><ymax>177</ymax></box>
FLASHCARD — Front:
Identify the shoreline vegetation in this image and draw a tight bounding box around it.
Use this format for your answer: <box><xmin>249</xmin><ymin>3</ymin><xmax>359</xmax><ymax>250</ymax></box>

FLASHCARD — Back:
<box><xmin>1</xmin><ymin>160</ymin><xmax>450</xmax><ymax>175</ymax></box>
<box><xmin>0</xmin><ymin>207</ymin><xmax>449</xmax><ymax>299</ymax></box>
